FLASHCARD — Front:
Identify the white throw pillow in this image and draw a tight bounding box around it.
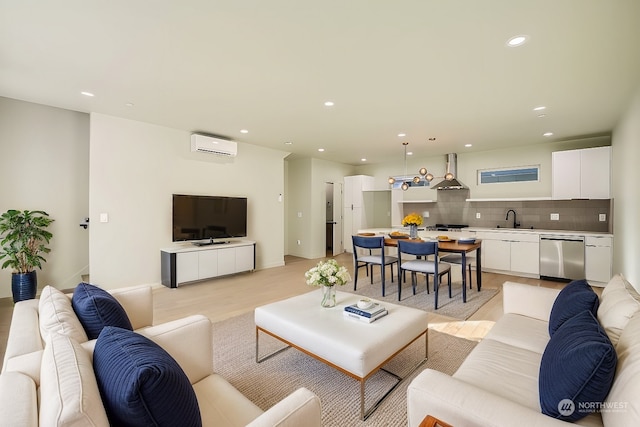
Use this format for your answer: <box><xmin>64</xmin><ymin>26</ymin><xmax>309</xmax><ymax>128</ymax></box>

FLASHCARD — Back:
<box><xmin>39</xmin><ymin>286</ymin><xmax>88</xmax><ymax>344</ymax></box>
<box><xmin>39</xmin><ymin>332</ymin><xmax>109</xmax><ymax>426</ymax></box>
<box><xmin>598</xmin><ymin>274</ymin><xmax>640</xmax><ymax>347</ymax></box>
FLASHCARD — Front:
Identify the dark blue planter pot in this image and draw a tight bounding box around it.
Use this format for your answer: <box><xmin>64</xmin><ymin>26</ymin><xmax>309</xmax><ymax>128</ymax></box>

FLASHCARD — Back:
<box><xmin>11</xmin><ymin>271</ymin><xmax>37</xmax><ymax>303</ymax></box>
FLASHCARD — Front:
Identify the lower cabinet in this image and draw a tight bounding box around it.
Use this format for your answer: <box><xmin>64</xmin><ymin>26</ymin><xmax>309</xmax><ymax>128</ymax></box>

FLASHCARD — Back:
<box><xmin>478</xmin><ymin>232</ymin><xmax>539</xmax><ymax>276</ymax></box>
<box><xmin>161</xmin><ymin>240</ymin><xmax>256</xmax><ymax>288</ymax></box>
<box><xmin>585</xmin><ymin>236</ymin><xmax>613</xmax><ymax>284</ymax></box>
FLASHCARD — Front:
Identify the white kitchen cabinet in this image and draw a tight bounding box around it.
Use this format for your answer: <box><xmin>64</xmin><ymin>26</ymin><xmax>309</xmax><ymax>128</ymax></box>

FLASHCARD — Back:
<box><xmin>552</xmin><ymin>146</ymin><xmax>611</xmax><ymax>199</ymax></box>
<box><xmin>161</xmin><ymin>240</ymin><xmax>256</xmax><ymax>288</ymax></box>
<box><xmin>343</xmin><ymin>175</ymin><xmax>375</xmax><ymax>252</ymax></box>
<box><xmin>510</xmin><ymin>240</ymin><xmax>540</xmax><ymax>275</ymax></box>
<box><xmin>585</xmin><ymin>236</ymin><xmax>613</xmax><ymax>284</ymax></box>
<box><xmin>477</xmin><ymin>231</ymin><xmax>539</xmax><ymax>276</ymax></box>
<box><xmin>482</xmin><ymin>238</ymin><xmax>511</xmax><ymax>271</ymax></box>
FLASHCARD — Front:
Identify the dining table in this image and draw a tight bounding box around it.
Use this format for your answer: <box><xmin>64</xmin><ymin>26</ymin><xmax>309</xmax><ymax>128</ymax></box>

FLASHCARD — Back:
<box><xmin>383</xmin><ymin>237</ymin><xmax>482</xmax><ymax>303</ymax></box>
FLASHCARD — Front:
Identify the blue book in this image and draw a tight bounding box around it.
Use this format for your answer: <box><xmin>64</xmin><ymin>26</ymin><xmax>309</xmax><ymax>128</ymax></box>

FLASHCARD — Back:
<box><xmin>343</xmin><ymin>309</ymin><xmax>388</xmax><ymax>323</ymax></box>
<box><xmin>344</xmin><ymin>303</ymin><xmax>385</xmax><ymax>318</ymax></box>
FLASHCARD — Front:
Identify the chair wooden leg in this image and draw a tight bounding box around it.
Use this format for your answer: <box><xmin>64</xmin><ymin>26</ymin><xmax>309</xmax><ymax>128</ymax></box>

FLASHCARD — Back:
<box><xmin>448</xmin><ymin>272</ymin><xmax>452</xmax><ymax>298</ymax></box>
<box><xmin>381</xmin><ymin>265</ymin><xmax>386</xmax><ymax>297</ymax></box>
<box><xmin>434</xmin><ymin>275</ymin><xmax>439</xmax><ymax>309</ymax></box>
<box><xmin>468</xmin><ymin>264</ymin><xmax>473</xmax><ymax>289</ymax></box>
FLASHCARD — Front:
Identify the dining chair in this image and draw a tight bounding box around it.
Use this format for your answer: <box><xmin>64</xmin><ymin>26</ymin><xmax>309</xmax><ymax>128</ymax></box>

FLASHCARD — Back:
<box><xmin>351</xmin><ymin>235</ymin><xmax>398</xmax><ymax>297</ymax></box>
<box><xmin>396</xmin><ymin>240</ymin><xmax>451</xmax><ymax>308</ymax></box>
<box><xmin>441</xmin><ymin>253</ymin><xmax>476</xmax><ymax>290</ymax></box>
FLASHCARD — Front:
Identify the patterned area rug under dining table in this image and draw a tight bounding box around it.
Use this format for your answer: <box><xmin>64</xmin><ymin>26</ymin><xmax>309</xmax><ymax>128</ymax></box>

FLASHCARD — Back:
<box><xmin>344</xmin><ymin>272</ymin><xmax>498</xmax><ymax>320</ymax></box>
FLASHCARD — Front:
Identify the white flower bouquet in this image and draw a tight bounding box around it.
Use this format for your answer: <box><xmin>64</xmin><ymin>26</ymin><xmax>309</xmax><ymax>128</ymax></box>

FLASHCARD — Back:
<box><xmin>304</xmin><ymin>259</ymin><xmax>351</xmax><ymax>287</ymax></box>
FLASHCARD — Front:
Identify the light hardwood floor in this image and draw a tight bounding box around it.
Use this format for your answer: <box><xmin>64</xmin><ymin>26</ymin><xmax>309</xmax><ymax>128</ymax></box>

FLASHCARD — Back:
<box><xmin>0</xmin><ymin>252</ymin><xmax>571</xmax><ymax>368</ymax></box>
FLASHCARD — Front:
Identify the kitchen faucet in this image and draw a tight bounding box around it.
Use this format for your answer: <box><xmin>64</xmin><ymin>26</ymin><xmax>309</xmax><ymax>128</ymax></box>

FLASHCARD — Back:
<box><xmin>505</xmin><ymin>209</ymin><xmax>520</xmax><ymax>228</ymax></box>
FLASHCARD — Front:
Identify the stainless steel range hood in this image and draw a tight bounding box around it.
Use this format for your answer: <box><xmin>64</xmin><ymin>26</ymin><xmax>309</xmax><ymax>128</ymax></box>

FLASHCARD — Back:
<box><xmin>430</xmin><ymin>153</ymin><xmax>468</xmax><ymax>190</ymax></box>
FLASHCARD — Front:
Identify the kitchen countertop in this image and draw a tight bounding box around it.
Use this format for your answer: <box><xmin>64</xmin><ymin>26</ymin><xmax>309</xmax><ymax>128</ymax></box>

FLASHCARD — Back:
<box><xmin>358</xmin><ymin>227</ymin><xmax>613</xmax><ymax>238</ymax></box>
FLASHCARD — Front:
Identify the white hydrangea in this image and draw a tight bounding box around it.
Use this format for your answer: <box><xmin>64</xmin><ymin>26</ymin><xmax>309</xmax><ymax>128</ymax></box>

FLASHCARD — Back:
<box><xmin>304</xmin><ymin>259</ymin><xmax>352</xmax><ymax>287</ymax></box>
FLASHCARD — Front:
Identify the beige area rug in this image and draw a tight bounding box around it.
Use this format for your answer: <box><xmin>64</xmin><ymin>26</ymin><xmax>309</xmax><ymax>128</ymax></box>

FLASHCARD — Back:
<box><xmin>344</xmin><ymin>274</ymin><xmax>499</xmax><ymax>320</ymax></box>
<box><xmin>212</xmin><ymin>311</ymin><xmax>477</xmax><ymax>426</ymax></box>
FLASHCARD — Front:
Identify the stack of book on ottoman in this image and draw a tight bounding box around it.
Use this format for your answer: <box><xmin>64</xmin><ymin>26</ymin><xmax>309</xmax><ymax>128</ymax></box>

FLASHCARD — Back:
<box><xmin>343</xmin><ymin>300</ymin><xmax>388</xmax><ymax>323</ymax></box>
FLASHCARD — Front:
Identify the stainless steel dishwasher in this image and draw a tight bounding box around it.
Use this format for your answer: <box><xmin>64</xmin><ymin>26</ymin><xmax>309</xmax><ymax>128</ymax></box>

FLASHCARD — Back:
<box><xmin>539</xmin><ymin>235</ymin><xmax>585</xmax><ymax>281</ymax></box>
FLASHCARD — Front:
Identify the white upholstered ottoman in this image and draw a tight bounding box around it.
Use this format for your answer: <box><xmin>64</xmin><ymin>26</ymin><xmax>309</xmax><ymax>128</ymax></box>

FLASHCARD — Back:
<box><xmin>254</xmin><ymin>290</ymin><xmax>428</xmax><ymax>420</ymax></box>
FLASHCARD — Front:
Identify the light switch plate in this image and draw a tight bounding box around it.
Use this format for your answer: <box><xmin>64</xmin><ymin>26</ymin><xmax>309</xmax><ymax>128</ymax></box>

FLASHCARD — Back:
<box><xmin>599</xmin><ymin>214</ymin><xmax>607</xmax><ymax>222</ymax></box>
<box><xmin>550</xmin><ymin>213</ymin><xmax>560</xmax><ymax>221</ymax></box>
<box><xmin>99</xmin><ymin>213</ymin><xmax>109</xmax><ymax>223</ymax></box>
<box><xmin>476</xmin><ymin>212</ymin><xmax>481</xmax><ymax>219</ymax></box>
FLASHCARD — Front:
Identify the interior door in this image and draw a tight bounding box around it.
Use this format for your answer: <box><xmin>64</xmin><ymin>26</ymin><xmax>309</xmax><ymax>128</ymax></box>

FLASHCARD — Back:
<box><xmin>333</xmin><ymin>182</ymin><xmax>343</xmax><ymax>255</ymax></box>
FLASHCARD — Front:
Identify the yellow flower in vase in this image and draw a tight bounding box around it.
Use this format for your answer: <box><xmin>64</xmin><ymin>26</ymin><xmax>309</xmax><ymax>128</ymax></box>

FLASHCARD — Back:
<box><xmin>402</xmin><ymin>212</ymin><xmax>423</xmax><ymax>239</ymax></box>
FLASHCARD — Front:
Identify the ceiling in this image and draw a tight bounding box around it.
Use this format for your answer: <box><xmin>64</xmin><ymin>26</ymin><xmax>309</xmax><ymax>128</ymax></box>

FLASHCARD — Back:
<box><xmin>2</xmin><ymin>1</ymin><xmax>639</xmax><ymax>165</ymax></box>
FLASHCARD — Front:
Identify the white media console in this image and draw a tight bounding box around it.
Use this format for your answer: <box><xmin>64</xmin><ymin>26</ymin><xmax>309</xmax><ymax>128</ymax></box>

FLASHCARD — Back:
<box><xmin>160</xmin><ymin>240</ymin><xmax>256</xmax><ymax>288</ymax></box>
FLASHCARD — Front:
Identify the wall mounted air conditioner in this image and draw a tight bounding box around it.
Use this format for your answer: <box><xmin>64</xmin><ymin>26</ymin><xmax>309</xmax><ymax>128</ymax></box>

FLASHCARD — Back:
<box><xmin>190</xmin><ymin>134</ymin><xmax>237</xmax><ymax>157</ymax></box>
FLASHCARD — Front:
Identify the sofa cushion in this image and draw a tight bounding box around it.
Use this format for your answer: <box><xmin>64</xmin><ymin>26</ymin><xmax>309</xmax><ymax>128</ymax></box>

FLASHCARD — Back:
<box><xmin>548</xmin><ymin>279</ymin><xmax>599</xmax><ymax>336</ymax></box>
<box><xmin>39</xmin><ymin>285</ymin><xmax>88</xmax><ymax>344</ymax></box>
<box><xmin>602</xmin><ymin>310</ymin><xmax>640</xmax><ymax>426</ymax></box>
<box><xmin>598</xmin><ymin>274</ymin><xmax>640</xmax><ymax>347</ymax></box>
<box><xmin>71</xmin><ymin>282</ymin><xmax>132</xmax><ymax>340</ymax></box>
<box><xmin>93</xmin><ymin>326</ymin><xmax>202</xmax><ymax>427</ymax></box>
<box><xmin>39</xmin><ymin>331</ymin><xmax>109</xmax><ymax>426</ymax></box>
<box><xmin>454</xmin><ymin>338</ymin><xmax>543</xmax><ymax>411</ymax></box>
<box><xmin>539</xmin><ymin>310</ymin><xmax>617</xmax><ymax>421</ymax></box>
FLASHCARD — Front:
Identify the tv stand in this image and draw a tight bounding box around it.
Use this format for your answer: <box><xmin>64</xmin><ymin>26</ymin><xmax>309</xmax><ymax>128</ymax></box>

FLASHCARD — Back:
<box><xmin>161</xmin><ymin>240</ymin><xmax>255</xmax><ymax>288</ymax></box>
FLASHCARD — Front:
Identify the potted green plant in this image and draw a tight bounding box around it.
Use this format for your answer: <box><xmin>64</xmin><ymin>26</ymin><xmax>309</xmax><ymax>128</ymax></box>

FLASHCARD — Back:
<box><xmin>0</xmin><ymin>209</ymin><xmax>54</xmax><ymax>302</ymax></box>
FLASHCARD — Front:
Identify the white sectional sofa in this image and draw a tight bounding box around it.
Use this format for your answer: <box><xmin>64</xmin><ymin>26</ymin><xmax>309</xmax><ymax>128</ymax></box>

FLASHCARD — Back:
<box><xmin>407</xmin><ymin>274</ymin><xmax>640</xmax><ymax>427</ymax></box>
<box><xmin>0</xmin><ymin>284</ymin><xmax>321</xmax><ymax>426</ymax></box>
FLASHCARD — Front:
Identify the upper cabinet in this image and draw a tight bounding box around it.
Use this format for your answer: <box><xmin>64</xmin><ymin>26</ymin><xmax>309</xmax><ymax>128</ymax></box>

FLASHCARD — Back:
<box><xmin>552</xmin><ymin>146</ymin><xmax>611</xmax><ymax>199</ymax></box>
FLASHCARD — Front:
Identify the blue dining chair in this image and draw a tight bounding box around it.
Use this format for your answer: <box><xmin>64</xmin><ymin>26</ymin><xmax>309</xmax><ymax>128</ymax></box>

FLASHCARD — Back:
<box><xmin>397</xmin><ymin>240</ymin><xmax>451</xmax><ymax>308</ymax></box>
<box><xmin>352</xmin><ymin>235</ymin><xmax>398</xmax><ymax>297</ymax></box>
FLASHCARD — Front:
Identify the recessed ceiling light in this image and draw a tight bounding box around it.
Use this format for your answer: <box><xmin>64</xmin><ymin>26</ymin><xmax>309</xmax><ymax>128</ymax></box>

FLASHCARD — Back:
<box><xmin>507</xmin><ymin>35</ymin><xmax>528</xmax><ymax>47</ymax></box>
<box><xmin>324</xmin><ymin>101</ymin><xmax>334</xmax><ymax>107</ymax></box>
<box><xmin>240</xmin><ymin>129</ymin><xmax>249</xmax><ymax>134</ymax></box>
<box><xmin>543</xmin><ymin>132</ymin><xmax>554</xmax><ymax>137</ymax></box>
<box><xmin>81</xmin><ymin>91</ymin><xmax>94</xmax><ymax>97</ymax></box>
<box><xmin>537</xmin><ymin>114</ymin><xmax>546</xmax><ymax>118</ymax></box>
<box><xmin>361</xmin><ymin>158</ymin><xmax>367</xmax><ymax>162</ymax></box>
<box><xmin>318</xmin><ymin>148</ymin><xmax>325</xmax><ymax>152</ymax></box>
<box><xmin>465</xmin><ymin>144</ymin><xmax>472</xmax><ymax>148</ymax></box>
<box><xmin>125</xmin><ymin>102</ymin><xmax>134</xmax><ymax>107</ymax></box>
<box><xmin>284</xmin><ymin>141</ymin><xmax>293</xmax><ymax>145</ymax></box>
<box><xmin>533</xmin><ymin>106</ymin><xmax>546</xmax><ymax>111</ymax></box>
<box><xmin>398</xmin><ymin>133</ymin><xmax>406</xmax><ymax>137</ymax></box>
<box><xmin>407</xmin><ymin>151</ymin><xmax>413</xmax><ymax>156</ymax></box>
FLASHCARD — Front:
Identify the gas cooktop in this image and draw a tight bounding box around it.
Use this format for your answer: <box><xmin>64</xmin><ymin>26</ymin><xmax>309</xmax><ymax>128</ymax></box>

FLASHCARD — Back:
<box><xmin>428</xmin><ymin>224</ymin><xmax>470</xmax><ymax>231</ymax></box>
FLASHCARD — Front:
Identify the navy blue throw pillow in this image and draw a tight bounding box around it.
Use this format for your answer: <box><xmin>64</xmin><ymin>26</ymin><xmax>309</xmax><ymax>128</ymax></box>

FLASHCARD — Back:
<box><xmin>548</xmin><ymin>279</ymin><xmax>599</xmax><ymax>336</ymax></box>
<box><xmin>539</xmin><ymin>310</ymin><xmax>617</xmax><ymax>422</ymax></box>
<box><xmin>72</xmin><ymin>282</ymin><xmax>132</xmax><ymax>339</ymax></box>
<box><xmin>94</xmin><ymin>327</ymin><xmax>202</xmax><ymax>427</ymax></box>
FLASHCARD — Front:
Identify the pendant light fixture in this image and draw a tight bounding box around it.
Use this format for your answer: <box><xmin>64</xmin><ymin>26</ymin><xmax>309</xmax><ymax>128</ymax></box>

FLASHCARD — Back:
<box><xmin>388</xmin><ymin>143</ymin><xmax>433</xmax><ymax>191</ymax></box>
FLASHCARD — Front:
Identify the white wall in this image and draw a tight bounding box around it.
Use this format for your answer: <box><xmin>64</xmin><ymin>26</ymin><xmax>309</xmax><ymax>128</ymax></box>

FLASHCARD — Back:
<box><xmin>0</xmin><ymin>97</ymin><xmax>89</xmax><ymax>298</ymax></box>
<box><xmin>285</xmin><ymin>156</ymin><xmax>354</xmax><ymax>259</ymax></box>
<box><xmin>89</xmin><ymin>114</ymin><xmax>288</xmax><ymax>289</ymax></box>
<box><xmin>612</xmin><ymin>88</ymin><xmax>640</xmax><ymax>289</ymax></box>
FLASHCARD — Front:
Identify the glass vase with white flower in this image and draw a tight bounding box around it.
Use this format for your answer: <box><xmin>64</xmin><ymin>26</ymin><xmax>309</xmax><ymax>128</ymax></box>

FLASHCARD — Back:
<box><xmin>304</xmin><ymin>259</ymin><xmax>352</xmax><ymax>307</ymax></box>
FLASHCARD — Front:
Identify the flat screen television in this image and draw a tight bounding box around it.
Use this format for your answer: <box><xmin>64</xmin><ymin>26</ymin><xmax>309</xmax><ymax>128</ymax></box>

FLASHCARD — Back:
<box><xmin>172</xmin><ymin>194</ymin><xmax>247</xmax><ymax>242</ymax></box>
